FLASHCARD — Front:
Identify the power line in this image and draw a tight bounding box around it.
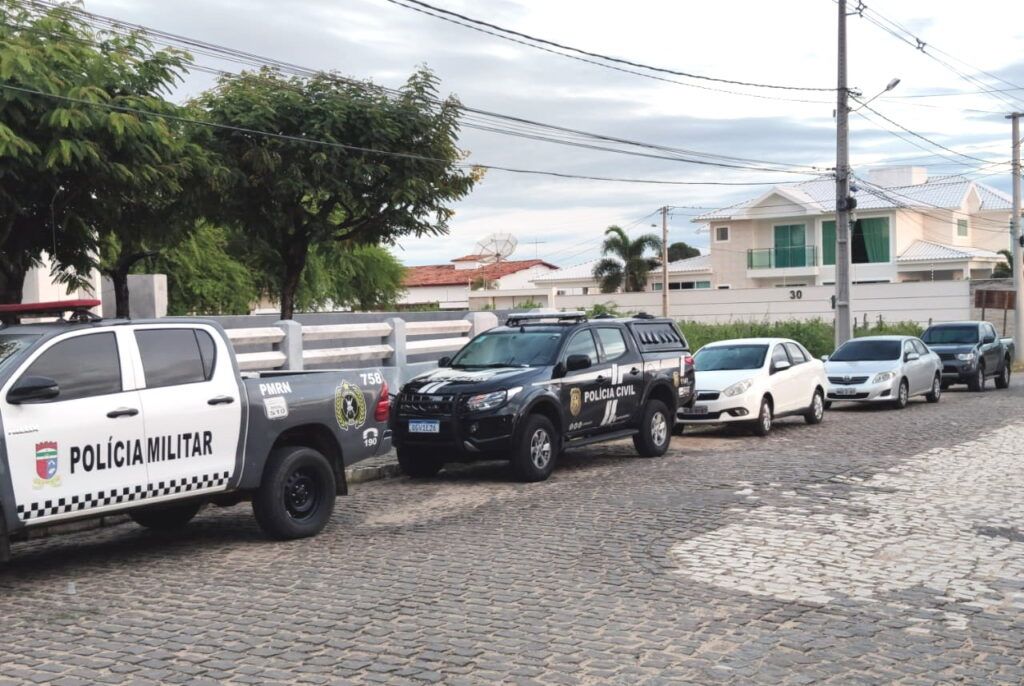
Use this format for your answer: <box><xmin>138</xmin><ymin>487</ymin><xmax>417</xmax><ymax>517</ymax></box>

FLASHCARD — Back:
<box><xmin>383</xmin><ymin>0</ymin><xmax>835</xmax><ymax>92</ymax></box>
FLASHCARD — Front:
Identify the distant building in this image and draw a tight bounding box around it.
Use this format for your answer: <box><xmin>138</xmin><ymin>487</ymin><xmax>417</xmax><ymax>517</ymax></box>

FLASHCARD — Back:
<box><xmin>531</xmin><ymin>255</ymin><xmax>713</xmax><ymax>295</ymax></box>
<box><xmin>400</xmin><ymin>254</ymin><xmax>557</xmax><ymax>309</ymax></box>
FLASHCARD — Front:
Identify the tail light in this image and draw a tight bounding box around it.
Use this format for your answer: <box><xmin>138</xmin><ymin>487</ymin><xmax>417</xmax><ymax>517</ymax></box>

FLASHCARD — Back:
<box><xmin>684</xmin><ymin>355</ymin><xmax>694</xmax><ymax>368</ymax></box>
<box><xmin>374</xmin><ymin>380</ymin><xmax>390</xmax><ymax>422</ymax></box>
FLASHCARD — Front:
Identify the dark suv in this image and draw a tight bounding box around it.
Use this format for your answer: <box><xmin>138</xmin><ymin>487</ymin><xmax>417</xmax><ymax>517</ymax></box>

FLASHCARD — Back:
<box><xmin>392</xmin><ymin>313</ymin><xmax>694</xmax><ymax>481</ymax></box>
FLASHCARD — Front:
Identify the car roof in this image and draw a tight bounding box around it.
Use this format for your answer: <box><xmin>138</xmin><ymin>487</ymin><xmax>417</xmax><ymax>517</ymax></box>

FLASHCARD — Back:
<box><xmin>700</xmin><ymin>337</ymin><xmax>794</xmax><ymax>347</ymax></box>
<box><xmin>842</xmin><ymin>335</ymin><xmax>912</xmax><ymax>342</ymax></box>
<box><xmin>926</xmin><ymin>321</ymin><xmax>982</xmax><ymax>327</ymax></box>
<box><xmin>0</xmin><ymin>317</ymin><xmax>219</xmax><ymax>336</ymax></box>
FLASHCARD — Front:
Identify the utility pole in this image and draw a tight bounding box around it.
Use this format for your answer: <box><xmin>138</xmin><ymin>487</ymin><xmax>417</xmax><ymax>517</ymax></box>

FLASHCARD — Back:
<box><xmin>1009</xmin><ymin>112</ymin><xmax>1023</xmax><ymax>363</ymax></box>
<box><xmin>834</xmin><ymin>0</ymin><xmax>854</xmax><ymax>347</ymax></box>
<box><xmin>661</xmin><ymin>206</ymin><xmax>669</xmax><ymax>317</ymax></box>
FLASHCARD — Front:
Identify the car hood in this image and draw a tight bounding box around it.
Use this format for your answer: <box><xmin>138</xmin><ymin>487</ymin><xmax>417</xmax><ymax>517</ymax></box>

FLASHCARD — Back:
<box><xmin>694</xmin><ymin>369</ymin><xmax>761</xmax><ymax>391</ymax></box>
<box><xmin>924</xmin><ymin>343</ymin><xmax>974</xmax><ymax>355</ymax></box>
<box><xmin>825</xmin><ymin>360</ymin><xmax>901</xmax><ymax>376</ymax></box>
<box><xmin>402</xmin><ymin>366</ymin><xmax>543</xmax><ymax>394</ymax></box>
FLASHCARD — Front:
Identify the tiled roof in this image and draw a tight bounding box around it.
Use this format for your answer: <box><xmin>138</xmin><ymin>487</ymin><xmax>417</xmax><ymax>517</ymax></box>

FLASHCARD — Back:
<box><xmin>666</xmin><ymin>254</ymin><xmax>711</xmax><ymax>274</ymax></box>
<box><xmin>403</xmin><ymin>259</ymin><xmax>556</xmax><ymax>287</ymax></box>
<box><xmin>450</xmin><ymin>254</ymin><xmax>487</xmax><ymax>262</ymax></box>
<box><xmin>695</xmin><ymin>175</ymin><xmax>1013</xmax><ymax>222</ymax></box>
<box><xmin>898</xmin><ymin>240</ymin><xmax>1002</xmax><ymax>263</ymax></box>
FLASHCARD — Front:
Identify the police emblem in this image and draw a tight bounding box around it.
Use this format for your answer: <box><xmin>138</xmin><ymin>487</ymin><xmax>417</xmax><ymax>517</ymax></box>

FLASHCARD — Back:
<box><xmin>334</xmin><ymin>381</ymin><xmax>367</xmax><ymax>431</ymax></box>
<box><xmin>569</xmin><ymin>387</ymin><xmax>582</xmax><ymax>417</ymax></box>
<box><xmin>33</xmin><ymin>441</ymin><xmax>61</xmax><ymax>489</ymax></box>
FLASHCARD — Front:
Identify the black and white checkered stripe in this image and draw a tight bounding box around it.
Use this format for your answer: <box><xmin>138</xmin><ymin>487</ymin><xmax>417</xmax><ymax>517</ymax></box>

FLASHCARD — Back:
<box><xmin>16</xmin><ymin>471</ymin><xmax>230</xmax><ymax>522</ymax></box>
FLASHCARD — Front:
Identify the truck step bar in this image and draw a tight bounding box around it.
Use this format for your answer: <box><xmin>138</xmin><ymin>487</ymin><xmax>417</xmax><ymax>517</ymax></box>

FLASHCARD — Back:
<box><xmin>565</xmin><ymin>428</ymin><xmax>638</xmax><ymax>450</ymax></box>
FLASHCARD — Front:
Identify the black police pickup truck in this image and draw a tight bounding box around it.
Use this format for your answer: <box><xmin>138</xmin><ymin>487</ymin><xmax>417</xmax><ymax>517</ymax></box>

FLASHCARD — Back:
<box><xmin>392</xmin><ymin>312</ymin><xmax>694</xmax><ymax>482</ymax></box>
<box><xmin>921</xmin><ymin>321</ymin><xmax>1015</xmax><ymax>391</ymax></box>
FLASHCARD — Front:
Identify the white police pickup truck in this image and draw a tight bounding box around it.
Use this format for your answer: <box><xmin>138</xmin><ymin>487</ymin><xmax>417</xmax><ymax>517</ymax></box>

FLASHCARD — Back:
<box><xmin>0</xmin><ymin>301</ymin><xmax>392</xmax><ymax>560</ymax></box>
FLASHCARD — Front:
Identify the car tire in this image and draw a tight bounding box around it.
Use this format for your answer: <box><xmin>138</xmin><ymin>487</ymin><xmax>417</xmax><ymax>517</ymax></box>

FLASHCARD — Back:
<box><xmin>672</xmin><ymin>422</ymin><xmax>686</xmax><ymax>436</ymax></box>
<box><xmin>804</xmin><ymin>389</ymin><xmax>825</xmax><ymax>425</ymax></box>
<box><xmin>252</xmin><ymin>445</ymin><xmax>336</xmax><ymax>540</ymax></box>
<box><xmin>823</xmin><ymin>400</ymin><xmax>833</xmax><ymax>410</ymax></box>
<box><xmin>751</xmin><ymin>397</ymin><xmax>773</xmax><ymax>437</ymax></box>
<box><xmin>511</xmin><ymin>414</ymin><xmax>558</xmax><ymax>482</ymax></box>
<box><xmin>129</xmin><ymin>500</ymin><xmax>203</xmax><ymax>531</ymax></box>
<box><xmin>996</xmin><ymin>361</ymin><xmax>1011</xmax><ymax>389</ymax></box>
<box><xmin>893</xmin><ymin>379</ymin><xmax>910</xmax><ymax>409</ymax></box>
<box><xmin>967</xmin><ymin>363</ymin><xmax>985</xmax><ymax>392</ymax></box>
<box><xmin>397</xmin><ymin>447</ymin><xmax>443</xmax><ymax>478</ymax></box>
<box><xmin>633</xmin><ymin>400</ymin><xmax>672</xmax><ymax>457</ymax></box>
<box><xmin>925</xmin><ymin>374</ymin><xmax>942</xmax><ymax>403</ymax></box>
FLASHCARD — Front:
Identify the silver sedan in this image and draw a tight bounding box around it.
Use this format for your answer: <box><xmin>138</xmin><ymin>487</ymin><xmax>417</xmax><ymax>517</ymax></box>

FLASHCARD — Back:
<box><xmin>823</xmin><ymin>335</ymin><xmax>942</xmax><ymax>409</ymax></box>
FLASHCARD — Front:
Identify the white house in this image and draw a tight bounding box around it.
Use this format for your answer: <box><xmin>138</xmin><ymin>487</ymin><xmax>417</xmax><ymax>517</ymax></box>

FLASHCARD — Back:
<box><xmin>692</xmin><ymin>166</ymin><xmax>1012</xmax><ymax>289</ymax></box>
<box><xmin>401</xmin><ymin>254</ymin><xmax>558</xmax><ymax>309</ymax></box>
<box><xmin>532</xmin><ymin>254</ymin><xmax>714</xmax><ymax>295</ymax></box>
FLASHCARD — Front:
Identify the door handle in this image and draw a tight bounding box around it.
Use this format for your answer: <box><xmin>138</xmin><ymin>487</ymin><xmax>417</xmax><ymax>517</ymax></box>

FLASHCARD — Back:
<box><xmin>208</xmin><ymin>395</ymin><xmax>235</xmax><ymax>406</ymax></box>
<box><xmin>107</xmin><ymin>407</ymin><xmax>139</xmax><ymax>419</ymax></box>
<box><xmin>629</xmin><ymin>367</ymin><xmax>641</xmax><ymax>376</ymax></box>
<box><xmin>595</xmin><ymin>375</ymin><xmax>608</xmax><ymax>385</ymax></box>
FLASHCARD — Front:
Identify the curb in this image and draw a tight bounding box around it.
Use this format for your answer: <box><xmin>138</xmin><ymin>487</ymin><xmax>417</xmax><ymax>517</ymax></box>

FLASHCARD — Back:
<box><xmin>346</xmin><ymin>461</ymin><xmax>403</xmax><ymax>484</ymax></box>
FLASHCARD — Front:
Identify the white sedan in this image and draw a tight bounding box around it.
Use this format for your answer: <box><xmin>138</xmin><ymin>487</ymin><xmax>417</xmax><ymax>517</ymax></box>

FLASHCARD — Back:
<box><xmin>823</xmin><ymin>335</ymin><xmax>942</xmax><ymax>408</ymax></box>
<box><xmin>677</xmin><ymin>338</ymin><xmax>828</xmax><ymax>436</ymax></box>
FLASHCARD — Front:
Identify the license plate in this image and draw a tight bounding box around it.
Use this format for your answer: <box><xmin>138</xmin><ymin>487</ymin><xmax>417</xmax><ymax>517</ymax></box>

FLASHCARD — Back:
<box><xmin>408</xmin><ymin>419</ymin><xmax>440</xmax><ymax>434</ymax></box>
<box><xmin>834</xmin><ymin>387</ymin><xmax>858</xmax><ymax>396</ymax></box>
<box><xmin>690</xmin><ymin>405</ymin><xmax>709</xmax><ymax>415</ymax></box>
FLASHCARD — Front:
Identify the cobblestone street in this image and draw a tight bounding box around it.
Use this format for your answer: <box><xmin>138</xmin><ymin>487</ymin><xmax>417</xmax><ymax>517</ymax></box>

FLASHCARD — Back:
<box><xmin>3</xmin><ymin>381</ymin><xmax>1024</xmax><ymax>685</ymax></box>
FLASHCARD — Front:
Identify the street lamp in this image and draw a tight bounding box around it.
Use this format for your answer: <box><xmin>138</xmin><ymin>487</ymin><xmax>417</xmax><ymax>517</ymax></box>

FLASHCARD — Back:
<box><xmin>851</xmin><ymin>78</ymin><xmax>901</xmax><ymax>111</ymax></box>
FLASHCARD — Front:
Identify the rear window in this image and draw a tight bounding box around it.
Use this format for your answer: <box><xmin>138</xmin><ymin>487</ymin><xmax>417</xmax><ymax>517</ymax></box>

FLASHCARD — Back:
<box><xmin>830</xmin><ymin>339</ymin><xmax>902</xmax><ymax>362</ymax></box>
<box><xmin>595</xmin><ymin>328</ymin><xmax>628</xmax><ymax>360</ymax></box>
<box><xmin>136</xmin><ymin>329</ymin><xmax>217</xmax><ymax>388</ymax></box>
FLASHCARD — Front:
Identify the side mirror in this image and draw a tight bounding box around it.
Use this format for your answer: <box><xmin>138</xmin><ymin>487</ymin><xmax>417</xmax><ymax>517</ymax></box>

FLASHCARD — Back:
<box><xmin>983</xmin><ymin>335</ymin><xmax>996</xmax><ymax>345</ymax></box>
<box><xmin>438</xmin><ymin>356</ymin><xmax>452</xmax><ymax>368</ymax></box>
<box><xmin>565</xmin><ymin>354</ymin><xmax>592</xmax><ymax>372</ymax></box>
<box><xmin>905</xmin><ymin>352</ymin><xmax>920</xmax><ymax>362</ymax></box>
<box><xmin>820</xmin><ymin>355</ymin><xmax>829</xmax><ymax>363</ymax></box>
<box><xmin>772</xmin><ymin>359</ymin><xmax>791</xmax><ymax>373</ymax></box>
<box><xmin>7</xmin><ymin>375</ymin><xmax>60</xmax><ymax>404</ymax></box>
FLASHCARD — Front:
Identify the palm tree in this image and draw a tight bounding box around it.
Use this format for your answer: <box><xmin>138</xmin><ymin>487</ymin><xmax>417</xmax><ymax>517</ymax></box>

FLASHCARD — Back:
<box><xmin>592</xmin><ymin>225</ymin><xmax>662</xmax><ymax>293</ymax></box>
<box><xmin>993</xmin><ymin>249</ymin><xmax>1013</xmax><ymax>278</ymax></box>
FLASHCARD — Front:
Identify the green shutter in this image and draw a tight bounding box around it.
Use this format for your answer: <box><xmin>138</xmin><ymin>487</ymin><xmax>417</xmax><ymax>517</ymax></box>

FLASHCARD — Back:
<box><xmin>822</xmin><ymin>221</ymin><xmax>836</xmax><ymax>266</ymax></box>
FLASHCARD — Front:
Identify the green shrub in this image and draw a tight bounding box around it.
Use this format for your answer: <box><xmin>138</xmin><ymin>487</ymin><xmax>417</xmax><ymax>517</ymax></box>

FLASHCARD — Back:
<box><xmin>679</xmin><ymin>318</ymin><xmax>923</xmax><ymax>359</ymax></box>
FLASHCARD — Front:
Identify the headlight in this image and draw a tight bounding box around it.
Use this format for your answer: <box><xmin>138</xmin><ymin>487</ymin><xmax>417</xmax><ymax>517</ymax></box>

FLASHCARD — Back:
<box><xmin>722</xmin><ymin>379</ymin><xmax>753</xmax><ymax>397</ymax></box>
<box><xmin>872</xmin><ymin>371</ymin><xmax>896</xmax><ymax>383</ymax></box>
<box><xmin>465</xmin><ymin>387</ymin><xmax>521</xmax><ymax>412</ymax></box>
<box><xmin>956</xmin><ymin>352</ymin><xmax>976</xmax><ymax>362</ymax></box>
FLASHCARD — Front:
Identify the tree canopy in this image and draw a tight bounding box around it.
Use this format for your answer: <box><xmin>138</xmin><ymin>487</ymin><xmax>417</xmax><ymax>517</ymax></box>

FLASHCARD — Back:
<box><xmin>197</xmin><ymin>67</ymin><xmax>477</xmax><ymax>319</ymax></box>
<box><xmin>592</xmin><ymin>226</ymin><xmax>662</xmax><ymax>293</ymax></box>
<box><xmin>668</xmin><ymin>241</ymin><xmax>701</xmax><ymax>262</ymax></box>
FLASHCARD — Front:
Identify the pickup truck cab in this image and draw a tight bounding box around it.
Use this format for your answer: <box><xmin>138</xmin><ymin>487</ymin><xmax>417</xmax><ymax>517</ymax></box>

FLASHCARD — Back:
<box><xmin>392</xmin><ymin>312</ymin><xmax>694</xmax><ymax>482</ymax></box>
<box><xmin>921</xmin><ymin>321</ymin><xmax>1014</xmax><ymax>391</ymax></box>
<box><xmin>0</xmin><ymin>302</ymin><xmax>392</xmax><ymax>561</ymax></box>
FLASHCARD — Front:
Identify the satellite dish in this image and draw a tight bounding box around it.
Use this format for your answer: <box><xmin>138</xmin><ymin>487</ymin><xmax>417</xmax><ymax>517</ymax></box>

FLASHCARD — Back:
<box><xmin>473</xmin><ymin>233</ymin><xmax>517</xmax><ymax>264</ymax></box>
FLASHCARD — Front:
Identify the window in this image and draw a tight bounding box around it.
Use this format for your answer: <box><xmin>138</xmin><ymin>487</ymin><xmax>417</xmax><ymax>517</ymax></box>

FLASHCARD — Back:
<box><xmin>696</xmin><ymin>281</ymin><xmax>711</xmax><ymax>289</ymax></box>
<box><xmin>773</xmin><ymin>224</ymin><xmax>807</xmax><ymax>267</ymax></box>
<box><xmin>957</xmin><ymin>218</ymin><xmax>968</xmax><ymax>237</ymax></box>
<box><xmin>135</xmin><ymin>329</ymin><xmax>216</xmax><ymax>388</ymax></box>
<box><xmin>563</xmin><ymin>330</ymin><xmax>599</xmax><ymax>366</ymax></box>
<box><xmin>771</xmin><ymin>345</ymin><xmax>791</xmax><ymax>367</ymax></box>
<box><xmin>23</xmin><ymin>333</ymin><xmax>121</xmax><ymax>401</ymax></box>
<box><xmin>784</xmin><ymin>343</ymin><xmax>807</xmax><ymax>364</ymax></box>
<box><xmin>581</xmin><ymin>287</ymin><xmax>589</xmax><ymax>295</ymax></box>
<box><xmin>984</xmin><ymin>324</ymin><xmax>997</xmax><ymax>341</ymax></box>
<box><xmin>652</xmin><ymin>283</ymin><xmax>664</xmax><ymax>291</ymax></box>
<box><xmin>595</xmin><ymin>328</ymin><xmax>628</xmax><ymax>361</ymax></box>
<box><xmin>715</xmin><ymin>226</ymin><xmax>730</xmax><ymax>242</ymax></box>
<box><xmin>823</xmin><ymin>217</ymin><xmax>891</xmax><ymax>265</ymax></box>
<box><xmin>912</xmin><ymin>339</ymin><xmax>929</xmax><ymax>356</ymax></box>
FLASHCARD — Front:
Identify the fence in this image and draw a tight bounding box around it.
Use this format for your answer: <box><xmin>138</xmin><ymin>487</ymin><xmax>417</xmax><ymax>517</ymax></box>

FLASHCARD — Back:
<box><xmin>222</xmin><ymin>312</ymin><xmax>499</xmax><ymax>390</ymax></box>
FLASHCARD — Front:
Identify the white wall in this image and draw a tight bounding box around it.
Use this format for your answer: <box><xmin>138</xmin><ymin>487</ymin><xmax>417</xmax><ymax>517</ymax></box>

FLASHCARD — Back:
<box><xmin>22</xmin><ymin>256</ymin><xmax>102</xmax><ymax>308</ymax></box>
<box><xmin>400</xmin><ymin>284</ymin><xmax>469</xmax><ymax>307</ymax></box>
<box><xmin>497</xmin><ymin>264</ymin><xmax>556</xmax><ymax>289</ymax></box>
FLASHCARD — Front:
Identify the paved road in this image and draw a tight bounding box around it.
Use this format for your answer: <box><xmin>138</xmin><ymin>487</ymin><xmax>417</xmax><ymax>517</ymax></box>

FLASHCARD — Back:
<box><xmin>3</xmin><ymin>380</ymin><xmax>1024</xmax><ymax>685</ymax></box>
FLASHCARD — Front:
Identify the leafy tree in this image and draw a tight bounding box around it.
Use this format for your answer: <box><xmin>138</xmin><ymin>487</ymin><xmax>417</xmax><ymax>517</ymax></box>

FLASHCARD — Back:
<box><xmin>197</xmin><ymin>66</ymin><xmax>477</xmax><ymax>319</ymax></box>
<box><xmin>668</xmin><ymin>241</ymin><xmax>701</xmax><ymax>262</ymax></box>
<box><xmin>297</xmin><ymin>244</ymin><xmax>406</xmax><ymax>311</ymax></box>
<box><xmin>0</xmin><ymin>1</ymin><xmax>201</xmax><ymax>312</ymax></box>
<box><xmin>142</xmin><ymin>223</ymin><xmax>258</xmax><ymax>316</ymax></box>
<box><xmin>993</xmin><ymin>249</ymin><xmax>1013</xmax><ymax>278</ymax></box>
<box><xmin>592</xmin><ymin>225</ymin><xmax>661</xmax><ymax>293</ymax></box>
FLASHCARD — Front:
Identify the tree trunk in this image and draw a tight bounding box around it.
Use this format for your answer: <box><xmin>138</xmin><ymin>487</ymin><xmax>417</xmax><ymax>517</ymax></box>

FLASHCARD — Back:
<box><xmin>279</xmin><ymin>242</ymin><xmax>310</xmax><ymax>321</ymax></box>
<box><xmin>107</xmin><ymin>250</ymin><xmax>158</xmax><ymax>319</ymax></box>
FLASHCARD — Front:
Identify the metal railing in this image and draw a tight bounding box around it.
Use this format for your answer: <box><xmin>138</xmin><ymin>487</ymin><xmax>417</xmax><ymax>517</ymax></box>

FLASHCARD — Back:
<box><xmin>747</xmin><ymin>245</ymin><xmax>818</xmax><ymax>269</ymax></box>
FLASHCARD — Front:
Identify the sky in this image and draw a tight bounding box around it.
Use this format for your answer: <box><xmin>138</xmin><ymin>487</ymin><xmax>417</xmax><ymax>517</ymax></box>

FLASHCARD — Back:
<box><xmin>86</xmin><ymin>0</ymin><xmax>1024</xmax><ymax>268</ymax></box>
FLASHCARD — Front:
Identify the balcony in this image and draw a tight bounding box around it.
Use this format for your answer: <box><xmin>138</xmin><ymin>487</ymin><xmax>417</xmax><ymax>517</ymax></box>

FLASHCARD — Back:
<box><xmin>746</xmin><ymin>245</ymin><xmax>820</xmax><ymax>278</ymax></box>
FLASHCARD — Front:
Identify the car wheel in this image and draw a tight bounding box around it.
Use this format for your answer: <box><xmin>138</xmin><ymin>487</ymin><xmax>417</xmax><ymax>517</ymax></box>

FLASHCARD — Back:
<box><xmin>893</xmin><ymin>379</ymin><xmax>910</xmax><ymax>409</ymax></box>
<box><xmin>633</xmin><ymin>400</ymin><xmax>672</xmax><ymax>457</ymax></box>
<box><xmin>752</xmin><ymin>397</ymin><xmax>773</xmax><ymax>437</ymax></box>
<box><xmin>397</xmin><ymin>447</ymin><xmax>443</xmax><ymax>478</ymax></box>
<box><xmin>925</xmin><ymin>374</ymin><xmax>942</xmax><ymax>403</ymax></box>
<box><xmin>804</xmin><ymin>389</ymin><xmax>825</xmax><ymax>425</ymax></box>
<box><xmin>823</xmin><ymin>400</ymin><xmax>833</xmax><ymax>410</ymax></box>
<box><xmin>252</xmin><ymin>445</ymin><xmax>336</xmax><ymax>540</ymax></box>
<box><xmin>511</xmin><ymin>414</ymin><xmax>558</xmax><ymax>482</ymax></box>
<box><xmin>967</xmin><ymin>363</ymin><xmax>985</xmax><ymax>392</ymax></box>
<box><xmin>129</xmin><ymin>500</ymin><xmax>203</xmax><ymax>531</ymax></box>
<box><xmin>995</xmin><ymin>361</ymin><xmax>1011</xmax><ymax>389</ymax></box>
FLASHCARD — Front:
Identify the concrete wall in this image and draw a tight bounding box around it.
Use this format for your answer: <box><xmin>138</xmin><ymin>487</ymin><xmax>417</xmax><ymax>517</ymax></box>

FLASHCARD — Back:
<box><xmin>100</xmin><ymin>274</ymin><xmax>168</xmax><ymax>319</ymax></box>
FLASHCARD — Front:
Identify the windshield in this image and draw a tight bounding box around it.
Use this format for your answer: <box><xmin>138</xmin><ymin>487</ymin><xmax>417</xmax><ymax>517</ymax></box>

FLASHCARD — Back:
<box><xmin>451</xmin><ymin>330</ymin><xmax>563</xmax><ymax>368</ymax></box>
<box><xmin>694</xmin><ymin>344</ymin><xmax>768</xmax><ymax>371</ymax></box>
<box><xmin>830</xmin><ymin>339</ymin><xmax>901</xmax><ymax>362</ymax></box>
<box><xmin>921</xmin><ymin>326</ymin><xmax>979</xmax><ymax>345</ymax></box>
<box><xmin>0</xmin><ymin>334</ymin><xmax>40</xmax><ymax>374</ymax></box>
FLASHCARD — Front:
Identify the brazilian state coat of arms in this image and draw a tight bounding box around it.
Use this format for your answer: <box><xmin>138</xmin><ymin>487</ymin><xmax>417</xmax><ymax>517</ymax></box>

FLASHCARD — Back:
<box><xmin>334</xmin><ymin>381</ymin><xmax>367</xmax><ymax>431</ymax></box>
